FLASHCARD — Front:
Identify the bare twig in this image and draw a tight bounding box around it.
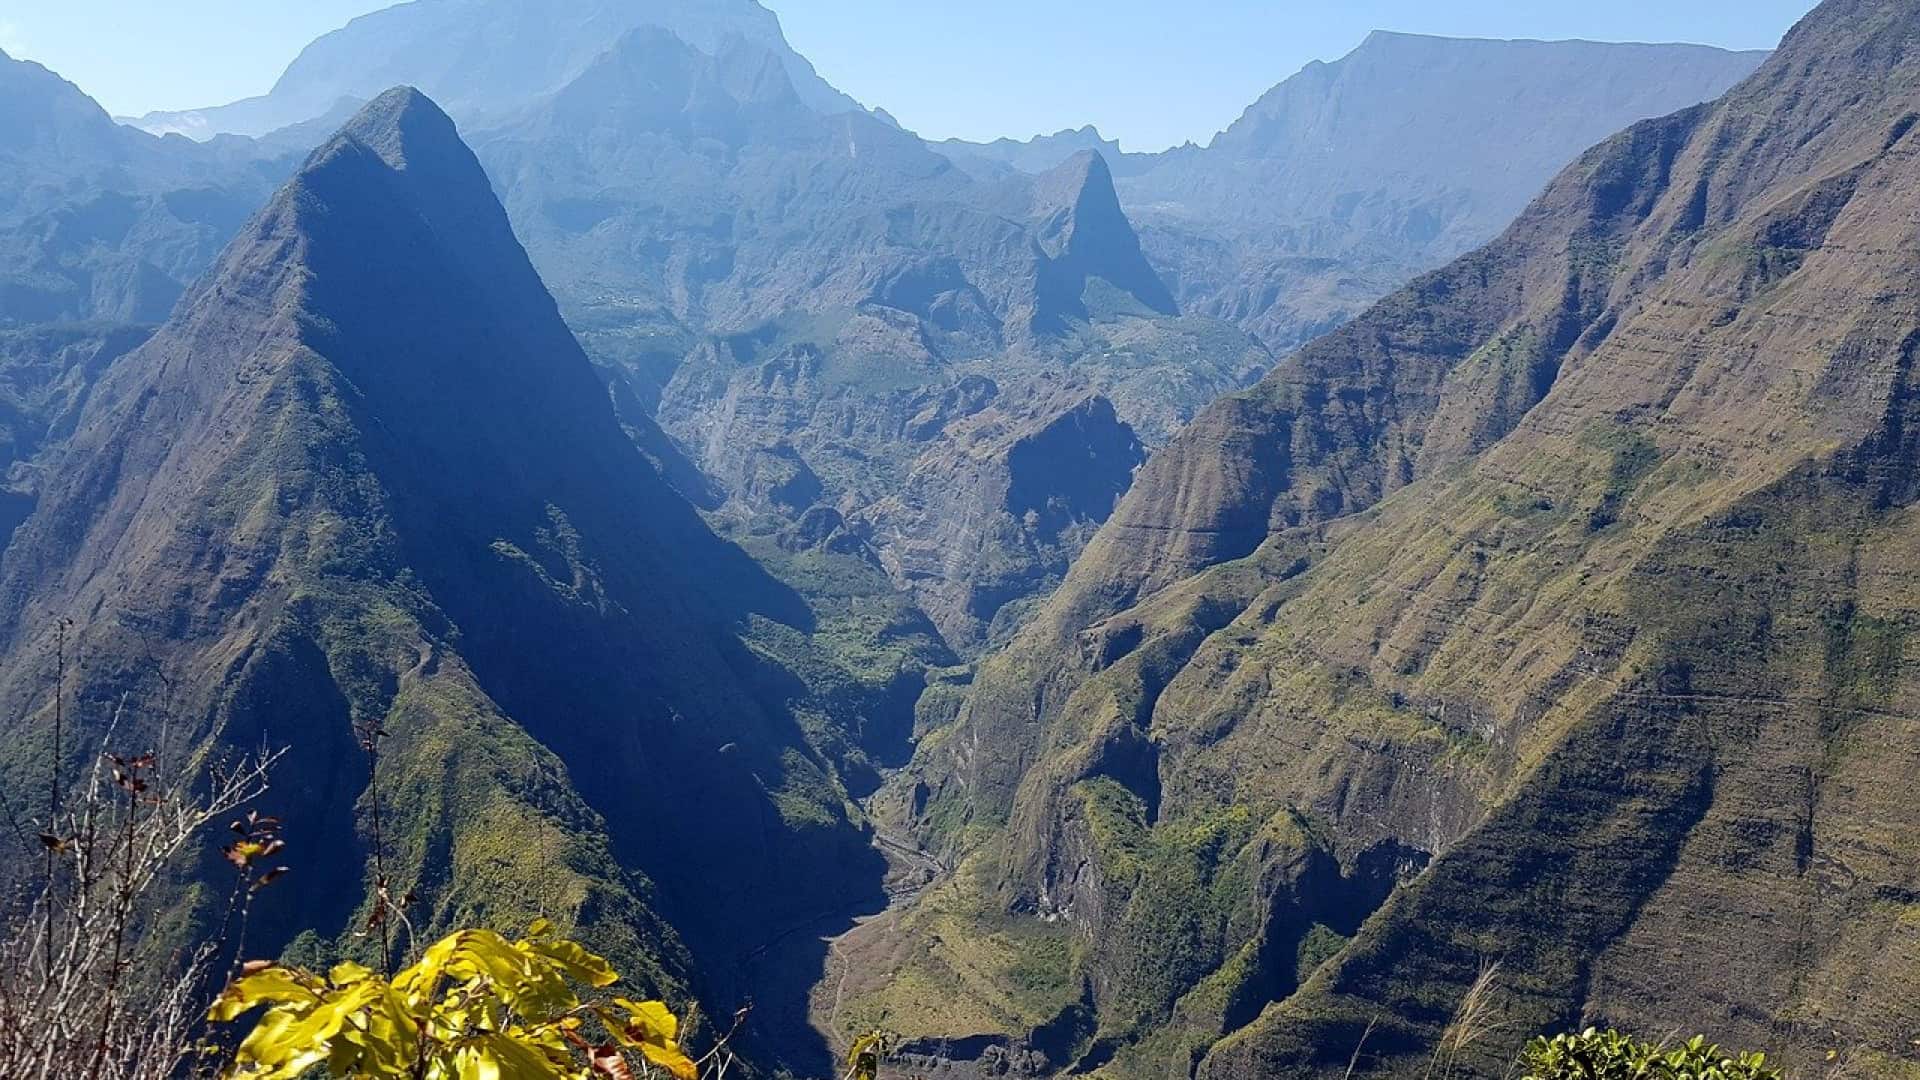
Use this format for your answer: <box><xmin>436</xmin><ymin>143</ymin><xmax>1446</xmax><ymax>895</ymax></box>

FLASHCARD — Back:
<box><xmin>1344</xmin><ymin>1016</ymin><xmax>1379</xmax><ymax>1079</ymax></box>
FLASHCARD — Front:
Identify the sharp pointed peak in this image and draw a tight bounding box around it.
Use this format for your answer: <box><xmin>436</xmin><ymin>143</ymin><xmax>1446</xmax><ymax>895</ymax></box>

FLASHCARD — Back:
<box><xmin>326</xmin><ymin>85</ymin><xmax>461</xmax><ymax>170</ymax></box>
<box><xmin>1029</xmin><ymin>147</ymin><xmax>1118</xmax><ymax>213</ymax></box>
<box><xmin>606</xmin><ymin>23</ymin><xmax>697</xmax><ymax>54</ymax></box>
<box><xmin>1062</xmin><ymin>146</ymin><xmax>1111</xmax><ymax>169</ymax></box>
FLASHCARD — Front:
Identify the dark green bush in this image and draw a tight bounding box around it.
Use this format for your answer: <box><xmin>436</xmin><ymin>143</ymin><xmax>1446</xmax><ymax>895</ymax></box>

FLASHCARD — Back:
<box><xmin>1521</xmin><ymin>1028</ymin><xmax>1783</xmax><ymax>1080</ymax></box>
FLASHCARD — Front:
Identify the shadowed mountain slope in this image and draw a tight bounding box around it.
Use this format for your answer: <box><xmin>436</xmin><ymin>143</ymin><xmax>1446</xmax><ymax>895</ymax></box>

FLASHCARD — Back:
<box><xmin>876</xmin><ymin>2</ymin><xmax>1920</xmax><ymax>1076</ymax></box>
<box><xmin>0</xmin><ymin>89</ymin><xmax>894</xmax><ymax>1047</ymax></box>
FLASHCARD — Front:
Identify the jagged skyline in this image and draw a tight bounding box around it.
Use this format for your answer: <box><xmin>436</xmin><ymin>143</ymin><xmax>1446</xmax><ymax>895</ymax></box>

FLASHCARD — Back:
<box><xmin>6</xmin><ymin>0</ymin><xmax>1816</xmax><ymax>150</ymax></box>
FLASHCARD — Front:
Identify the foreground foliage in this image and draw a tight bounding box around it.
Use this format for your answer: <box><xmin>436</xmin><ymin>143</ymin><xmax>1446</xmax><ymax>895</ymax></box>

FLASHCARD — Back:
<box><xmin>1521</xmin><ymin>1029</ymin><xmax>1783</xmax><ymax>1080</ymax></box>
<box><xmin>210</xmin><ymin>921</ymin><xmax>701</xmax><ymax>1079</ymax></box>
<box><xmin>845</xmin><ymin>1029</ymin><xmax>894</xmax><ymax>1080</ymax></box>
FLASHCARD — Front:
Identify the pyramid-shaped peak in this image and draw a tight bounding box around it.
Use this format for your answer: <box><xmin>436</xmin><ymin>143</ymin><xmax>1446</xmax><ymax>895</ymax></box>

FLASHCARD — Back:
<box><xmin>1029</xmin><ymin>148</ymin><xmax>1119</xmax><ymax>222</ymax></box>
<box><xmin>1025</xmin><ymin>148</ymin><xmax>1176</xmax><ymax>325</ymax></box>
<box><xmin>1051</xmin><ymin>147</ymin><xmax>1112</xmax><ymax>181</ymax></box>
<box><xmin>286</xmin><ymin>84</ymin><xmax>535</xmax><ymax>312</ymax></box>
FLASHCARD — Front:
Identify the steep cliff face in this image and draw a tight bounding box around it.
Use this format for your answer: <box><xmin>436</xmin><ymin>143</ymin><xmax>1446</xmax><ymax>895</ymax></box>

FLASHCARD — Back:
<box><xmin>0</xmin><ymin>89</ymin><xmax>888</xmax><ymax>1039</ymax></box>
<box><xmin>1027</xmin><ymin>151</ymin><xmax>1178</xmax><ymax>331</ymax></box>
<box><xmin>1119</xmin><ymin>33</ymin><xmax>1767</xmax><ymax>353</ymax></box>
<box><xmin>884</xmin><ymin>2</ymin><xmax>1920</xmax><ymax>1076</ymax></box>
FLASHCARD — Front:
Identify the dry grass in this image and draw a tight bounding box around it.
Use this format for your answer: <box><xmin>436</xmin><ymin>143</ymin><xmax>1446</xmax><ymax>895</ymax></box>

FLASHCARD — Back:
<box><xmin>1425</xmin><ymin>959</ymin><xmax>1507</xmax><ymax>1080</ymax></box>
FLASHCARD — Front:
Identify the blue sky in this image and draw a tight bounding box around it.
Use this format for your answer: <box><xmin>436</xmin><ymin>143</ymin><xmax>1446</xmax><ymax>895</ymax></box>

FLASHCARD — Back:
<box><xmin>3</xmin><ymin>0</ymin><xmax>1817</xmax><ymax>148</ymax></box>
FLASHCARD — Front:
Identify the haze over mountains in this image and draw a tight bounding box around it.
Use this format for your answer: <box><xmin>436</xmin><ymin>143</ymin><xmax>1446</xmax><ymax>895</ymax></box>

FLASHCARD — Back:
<box><xmin>6</xmin><ymin>1</ymin><xmax>1916</xmax><ymax>1078</ymax></box>
<box><xmin>129</xmin><ymin>0</ymin><xmax>866</xmax><ymax>138</ymax></box>
<box><xmin>0</xmin><ymin>48</ymin><xmax>292</xmax><ymax>324</ymax></box>
<box><xmin>1</xmin><ymin>4</ymin><xmax>1767</xmax><ymax>659</ymax></box>
<box><xmin>941</xmin><ymin>32</ymin><xmax>1767</xmax><ymax>351</ymax></box>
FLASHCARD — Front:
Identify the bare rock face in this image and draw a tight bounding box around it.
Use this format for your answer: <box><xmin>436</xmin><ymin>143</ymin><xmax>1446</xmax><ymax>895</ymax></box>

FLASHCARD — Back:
<box><xmin>856</xmin><ymin>393</ymin><xmax>1144</xmax><ymax>655</ymax></box>
<box><xmin>1026</xmin><ymin>151</ymin><xmax>1178</xmax><ymax>331</ymax></box>
<box><xmin>891</xmin><ymin>2</ymin><xmax>1920</xmax><ymax>1076</ymax></box>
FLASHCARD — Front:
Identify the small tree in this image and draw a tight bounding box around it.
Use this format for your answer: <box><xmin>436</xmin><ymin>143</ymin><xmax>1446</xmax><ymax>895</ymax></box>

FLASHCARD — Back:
<box><xmin>208</xmin><ymin>920</ymin><xmax>709</xmax><ymax>1080</ymax></box>
<box><xmin>0</xmin><ymin>738</ymin><xmax>282</xmax><ymax>1080</ymax></box>
<box><xmin>1521</xmin><ymin>1028</ymin><xmax>1783</xmax><ymax>1080</ymax></box>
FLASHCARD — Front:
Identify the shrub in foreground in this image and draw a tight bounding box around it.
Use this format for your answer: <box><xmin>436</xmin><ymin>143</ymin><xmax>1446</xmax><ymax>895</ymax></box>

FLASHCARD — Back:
<box><xmin>209</xmin><ymin>920</ymin><xmax>705</xmax><ymax>1080</ymax></box>
<box><xmin>1521</xmin><ymin>1028</ymin><xmax>1783</xmax><ymax>1080</ymax></box>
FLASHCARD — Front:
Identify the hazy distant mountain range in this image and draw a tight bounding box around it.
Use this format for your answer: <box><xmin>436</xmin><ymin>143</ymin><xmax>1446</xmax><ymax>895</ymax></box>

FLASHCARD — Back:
<box><xmin>85</xmin><ymin>7</ymin><xmax>1764</xmax><ymax>654</ymax></box>
<box><xmin>936</xmin><ymin>32</ymin><xmax>1767</xmax><ymax>351</ymax></box>
<box><xmin>127</xmin><ymin>0</ymin><xmax>865</xmax><ymax>138</ymax></box>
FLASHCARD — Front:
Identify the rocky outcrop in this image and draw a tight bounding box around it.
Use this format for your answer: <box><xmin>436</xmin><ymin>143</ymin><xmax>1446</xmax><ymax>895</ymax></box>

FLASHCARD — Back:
<box><xmin>856</xmin><ymin>393</ymin><xmax>1144</xmax><ymax>654</ymax></box>
<box><xmin>1026</xmin><ymin>151</ymin><xmax>1177</xmax><ymax>331</ymax></box>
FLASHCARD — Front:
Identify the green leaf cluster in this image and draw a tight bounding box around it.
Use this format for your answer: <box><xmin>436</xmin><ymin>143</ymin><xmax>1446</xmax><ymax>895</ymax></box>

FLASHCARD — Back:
<box><xmin>209</xmin><ymin>920</ymin><xmax>699</xmax><ymax>1080</ymax></box>
<box><xmin>845</xmin><ymin>1029</ymin><xmax>895</xmax><ymax>1080</ymax></box>
<box><xmin>1521</xmin><ymin>1028</ymin><xmax>1783</xmax><ymax>1080</ymax></box>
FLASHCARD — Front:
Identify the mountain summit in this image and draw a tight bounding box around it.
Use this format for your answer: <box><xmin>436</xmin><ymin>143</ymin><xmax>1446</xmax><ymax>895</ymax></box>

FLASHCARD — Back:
<box><xmin>1028</xmin><ymin>150</ymin><xmax>1178</xmax><ymax>329</ymax></box>
<box><xmin>132</xmin><ymin>0</ymin><xmax>864</xmax><ymax>138</ymax></box>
